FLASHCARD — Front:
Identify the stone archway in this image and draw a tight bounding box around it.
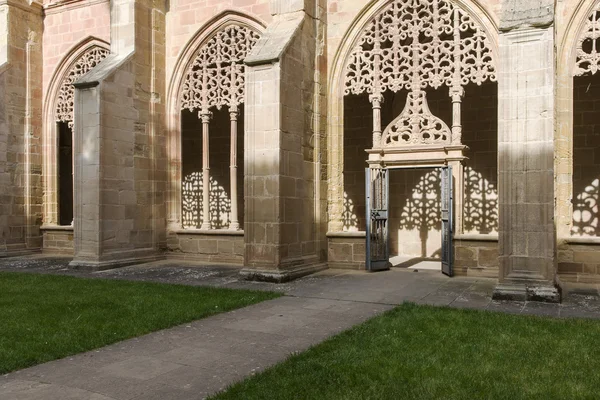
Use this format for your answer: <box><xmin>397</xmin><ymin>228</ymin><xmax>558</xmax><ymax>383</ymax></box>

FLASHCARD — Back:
<box><xmin>327</xmin><ymin>0</ymin><xmax>499</xmax><ymax>273</ymax></box>
<box><xmin>165</xmin><ymin>13</ymin><xmax>264</xmax><ymax>262</ymax></box>
<box><xmin>43</xmin><ymin>39</ymin><xmax>109</xmax><ymax>228</ymax></box>
<box><xmin>556</xmin><ymin>0</ymin><xmax>600</xmax><ymax>281</ymax></box>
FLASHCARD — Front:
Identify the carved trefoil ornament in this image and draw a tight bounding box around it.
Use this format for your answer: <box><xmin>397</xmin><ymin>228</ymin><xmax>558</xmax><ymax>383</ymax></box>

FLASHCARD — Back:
<box><xmin>575</xmin><ymin>4</ymin><xmax>600</xmax><ymax>76</ymax></box>
<box><xmin>344</xmin><ymin>0</ymin><xmax>496</xmax><ymax>148</ymax></box>
<box><xmin>55</xmin><ymin>46</ymin><xmax>109</xmax><ymax>126</ymax></box>
<box><xmin>180</xmin><ymin>24</ymin><xmax>260</xmax><ymax>113</ymax></box>
<box><xmin>382</xmin><ymin>90</ymin><xmax>451</xmax><ymax>146</ymax></box>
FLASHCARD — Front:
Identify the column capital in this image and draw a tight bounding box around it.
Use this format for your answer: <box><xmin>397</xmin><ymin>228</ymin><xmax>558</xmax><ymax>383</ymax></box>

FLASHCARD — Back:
<box><xmin>199</xmin><ymin>109</ymin><xmax>212</xmax><ymax>123</ymax></box>
<box><xmin>369</xmin><ymin>93</ymin><xmax>384</xmax><ymax>107</ymax></box>
<box><xmin>229</xmin><ymin>104</ymin><xmax>239</xmax><ymax>120</ymax></box>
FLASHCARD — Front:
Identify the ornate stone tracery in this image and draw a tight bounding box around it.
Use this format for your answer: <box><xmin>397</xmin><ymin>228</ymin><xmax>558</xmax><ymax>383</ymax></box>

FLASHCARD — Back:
<box><xmin>344</xmin><ymin>0</ymin><xmax>496</xmax><ymax>148</ymax></box>
<box><xmin>575</xmin><ymin>4</ymin><xmax>600</xmax><ymax>76</ymax></box>
<box><xmin>179</xmin><ymin>23</ymin><xmax>260</xmax><ymax>230</ymax></box>
<box><xmin>55</xmin><ymin>46</ymin><xmax>109</xmax><ymax>126</ymax></box>
<box><xmin>180</xmin><ymin>24</ymin><xmax>260</xmax><ymax>112</ymax></box>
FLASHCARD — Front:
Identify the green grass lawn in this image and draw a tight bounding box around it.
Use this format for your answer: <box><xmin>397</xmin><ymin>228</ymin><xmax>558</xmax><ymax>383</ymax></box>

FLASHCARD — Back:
<box><xmin>0</xmin><ymin>271</ymin><xmax>280</xmax><ymax>374</ymax></box>
<box><xmin>213</xmin><ymin>303</ymin><xmax>600</xmax><ymax>400</ymax></box>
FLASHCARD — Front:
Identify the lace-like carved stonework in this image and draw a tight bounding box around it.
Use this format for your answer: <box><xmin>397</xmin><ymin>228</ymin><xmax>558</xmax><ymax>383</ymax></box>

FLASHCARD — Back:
<box><xmin>345</xmin><ymin>0</ymin><xmax>495</xmax><ymax>148</ymax></box>
<box><xmin>345</xmin><ymin>0</ymin><xmax>496</xmax><ymax>95</ymax></box>
<box><xmin>180</xmin><ymin>25</ymin><xmax>260</xmax><ymax>112</ymax></box>
<box><xmin>382</xmin><ymin>91</ymin><xmax>451</xmax><ymax>145</ymax></box>
<box><xmin>55</xmin><ymin>47</ymin><xmax>109</xmax><ymax>126</ymax></box>
<box><xmin>575</xmin><ymin>5</ymin><xmax>600</xmax><ymax>76</ymax></box>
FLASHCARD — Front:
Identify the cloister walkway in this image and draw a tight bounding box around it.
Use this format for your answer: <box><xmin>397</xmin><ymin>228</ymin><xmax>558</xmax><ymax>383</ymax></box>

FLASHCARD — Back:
<box><xmin>1</xmin><ymin>257</ymin><xmax>599</xmax><ymax>399</ymax></box>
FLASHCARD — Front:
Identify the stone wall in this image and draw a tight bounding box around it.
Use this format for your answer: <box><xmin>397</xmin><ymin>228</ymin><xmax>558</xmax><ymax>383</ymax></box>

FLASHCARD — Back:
<box><xmin>166</xmin><ymin>231</ymin><xmax>244</xmax><ymax>264</ymax></box>
<box><xmin>327</xmin><ymin>233</ymin><xmax>365</xmax><ymax>269</ymax></box>
<box><xmin>454</xmin><ymin>237</ymin><xmax>499</xmax><ymax>277</ymax></box>
<box><xmin>0</xmin><ymin>1</ymin><xmax>43</xmax><ymax>257</ymax></box>
<box><xmin>71</xmin><ymin>0</ymin><xmax>167</xmax><ymax>269</ymax></box>
<box><xmin>43</xmin><ymin>0</ymin><xmax>110</xmax><ymax>98</ymax></box>
<box><xmin>41</xmin><ymin>227</ymin><xmax>74</xmax><ymax>255</ymax></box>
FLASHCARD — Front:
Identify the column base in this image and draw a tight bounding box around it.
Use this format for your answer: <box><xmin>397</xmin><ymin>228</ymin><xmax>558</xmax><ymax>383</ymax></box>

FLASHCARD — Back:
<box><xmin>69</xmin><ymin>252</ymin><xmax>162</xmax><ymax>272</ymax></box>
<box><xmin>492</xmin><ymin>283</ymin><xmax>561</xmax><ymax>303</ymax></box>
<box><xmin>240</xmin><ymin>263</ymin><xmax>327</xmax><ymax>283</ymax></box>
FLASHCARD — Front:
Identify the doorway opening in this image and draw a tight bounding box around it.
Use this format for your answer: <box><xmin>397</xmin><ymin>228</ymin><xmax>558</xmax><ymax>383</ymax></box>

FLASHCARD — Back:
<box><xmin>388</xmin><ymin>167</ymin><xmax>442</xmax><ymax>271</ymax></box>
<box><xmin>366</xmin><ymin>165</ymin><xmax>453</xmax><ymax>276</ymax></box>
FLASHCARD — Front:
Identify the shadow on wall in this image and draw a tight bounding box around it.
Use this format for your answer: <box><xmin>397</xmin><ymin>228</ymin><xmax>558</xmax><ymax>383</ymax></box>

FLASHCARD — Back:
<box><xmin>463</xmin><ymin>166</ymin><xmax>498</xmax><ymax>234</ymax></box>
<box><xmin>572</xmin><ymin>178</ymin><xmax>599</xmax><ymax>236</ymax></box>
<box><xmin>572</xmin><ymin>73</ymin><xmax>600</xmax><ymax>237</ymax></box>
<box><xmin>394</xmin><ymin>169</ymin><xmax>441</xmax><ymax>259</ymax></box>
<box><xmin>182</xmin><ymin>173</ymin><xmax>231</xmax><ymax>229</ymax></box>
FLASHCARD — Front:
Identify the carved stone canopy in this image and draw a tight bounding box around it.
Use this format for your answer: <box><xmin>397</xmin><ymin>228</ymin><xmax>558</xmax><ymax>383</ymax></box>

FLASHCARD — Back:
<box><xmin>344</xmin><ymin>0</ymin><xmax>496</xmax><ymax>151</ymax></box>
<box><xmin>180</xmin><ymin>24</ymin><xmax>261</xmax><ymax>113</ymax></box>
<box><xmin>344</xmin><ymin>0</ymin><xmax>496</xmax><ymax>96</ymax></box>
<box><xmin>55</xmin><ymin>46</ymin><xmax>109</xmax><ymax>127</ymax></box>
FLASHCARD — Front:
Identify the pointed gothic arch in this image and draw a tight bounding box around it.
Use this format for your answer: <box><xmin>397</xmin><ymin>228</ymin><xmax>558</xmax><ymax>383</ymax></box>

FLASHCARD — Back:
<box><xmin>42</xmin><ymin>37</ymin><xmax>110</xmax><ymax>227</ymax></box>
<box><xmin>327</xmin><ymin>0</ymin><xmax>499</xmax><ymax>235</ymax></box>
<box><xmin>166</xmin><ymin>12</ymin><xmax>265</xmax><ymax>233</ymax></box>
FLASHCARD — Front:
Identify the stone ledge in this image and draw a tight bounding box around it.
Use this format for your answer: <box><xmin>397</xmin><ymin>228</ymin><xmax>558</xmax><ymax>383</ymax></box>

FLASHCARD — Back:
<box><xmin>326</xmin><ymin>231</ymin><xmax>366</xmax><ymax>238</ymax></box>
<box><xmin>171</xmin><ymin>229</ymin><xmax>244</xmax><ymax>236</ymax></box>
<box><xmin>0</xmin><ymin>249</ymin><xmax>41</xmax><ymax>258</ymax></box>
<box><xmin>40</xmin><ymin>225</ymin><xmax>74</xmax><ymax>232</ymax></box>
<box><xmin>240</xmin><ymin>263</ymin><xmax>327</xmax><ymax>283</ymax></box>
<box><xmin>454</xmin><ymin>233</ymin><xmax>498</xmax><ymax>242</ymax></box>
<box><xmin>492</xmin><ymin>283</ymin><xmax>561</xmax><ymax>303</ymax></box>
<box><xmin>564</xmin><ymin>236</ymin><xmax>600</xmax><ymax>245</ymax></box>
<box><xmin>69</xmin><ymin>253</ymin><xmax>163</xmax><ymax>272</ymax></box>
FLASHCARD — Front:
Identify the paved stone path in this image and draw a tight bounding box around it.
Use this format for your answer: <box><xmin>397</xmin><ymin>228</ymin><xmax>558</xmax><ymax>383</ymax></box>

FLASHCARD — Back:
<box><xmin>1</xmin><ymin>256</ymin><xmax>600</xmax><ymax>399</ymax></box>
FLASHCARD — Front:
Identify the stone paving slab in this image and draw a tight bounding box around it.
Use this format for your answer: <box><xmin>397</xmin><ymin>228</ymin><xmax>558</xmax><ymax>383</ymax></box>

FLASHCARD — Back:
<box><xmin>2</xmin><ymin>256</ymin><xmax>600</xmax><ymax>399</ymax></box>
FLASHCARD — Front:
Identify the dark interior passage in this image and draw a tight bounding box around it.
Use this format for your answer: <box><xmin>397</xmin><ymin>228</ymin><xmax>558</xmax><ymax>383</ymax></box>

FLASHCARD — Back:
<box><xmin>58</xmin><ymin>122</ymin><xmax>73</xmax><ymax>226</ymax></box>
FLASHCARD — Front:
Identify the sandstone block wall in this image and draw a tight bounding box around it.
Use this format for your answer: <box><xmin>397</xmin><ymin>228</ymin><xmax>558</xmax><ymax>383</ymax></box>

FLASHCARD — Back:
<box><xmin>454</xmin><ymin>238</ymin><xmax>499</xmax><ymax>277</ymax></box>
<box><xmin>327</xmin><ymin>234</ymin><xmax>365</xmax><ymax>270</ymax></box>
<box><xmin>166</xmin><ymin>231</ymin><xmax>244</xmax><ymax>264</ymax></box>
<box><xmin>42</xmin><ymin>227</ymin><xmax>74</xmax><ymax>254</ymax></box>
<box><xmin>0</xmin><ymin>1</ymin><xmax>43</xmax><ymax>257</ymax></box>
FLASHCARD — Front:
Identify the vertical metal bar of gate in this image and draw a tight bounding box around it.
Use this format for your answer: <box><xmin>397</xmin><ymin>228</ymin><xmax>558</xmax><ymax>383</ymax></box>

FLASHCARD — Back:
<box><xmin>365</xmin><ymin>167</ymin><xmax>390</xmax><ymax>271</ymax></box>
<box><xmin>441</xmin><ymin>166</ymin><xmax>454</xmax><ymax>277</ymax></box>
<box><xmin>365</xmin><ymin>168</ymin><xmax>371</xmax><ymax>270</ymax></box>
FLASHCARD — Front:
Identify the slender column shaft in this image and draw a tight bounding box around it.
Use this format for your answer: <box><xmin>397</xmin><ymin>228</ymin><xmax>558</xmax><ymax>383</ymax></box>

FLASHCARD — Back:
<box><xmin>450</xmin><ymin>87</ymin><xmax>464</xmax><ymax>144</ymax></box>
<box><xmin>370</xmin><ymin>94</ymin><xmax>383</xmax><ymax>148</ymax></box>
<box><xmin>229</xmin><ymin>106</ymin><xmax>240</xmax><ymax>230</ymax></box>
<box><xmin>200</xmin><ymin>110</ymin><xmax>212</xmax><ymax>230</ymax></box>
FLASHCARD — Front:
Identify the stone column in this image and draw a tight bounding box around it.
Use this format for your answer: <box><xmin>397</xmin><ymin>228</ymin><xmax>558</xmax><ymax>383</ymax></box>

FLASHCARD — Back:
<box><xmin>70</xmin><ymin>0</ymin><xmax>167</xmax><ymax>270</ymax></box>
<box><xmin>241</xmin><ymin>0</ymin><xmax>326</xmax><ymax>282</ymax></box>
<box><xmin>229</xmin><ymin>105</ymin><xmax>240</xmax><ymax>231</ymax></box>
<box><xmin>200</xmin><ymin>109</ymin><xmax>212</xmax><ymax>230</ymax></box>
<box><xmin>0</xmin><ymin>1</ymin><xmax>43</xmax><ymax>257</ymax></box>
<box><xmin>493</xmin><ymin>1</ymin><xmax>559</xmax><ymax>302</ymax></box>
<box><xmin>370</xmin><ymin>94</ymin><xmax>383</xmax><ymax>148</ymax></box>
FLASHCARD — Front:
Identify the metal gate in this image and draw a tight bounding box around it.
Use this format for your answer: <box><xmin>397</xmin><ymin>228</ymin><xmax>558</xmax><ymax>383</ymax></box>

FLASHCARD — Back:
<box><xmin>365</xmin><ymin>167</ymin><xmax>390</xmax><ymax>271</ymax></box>
<box><xmin>441</xmin><ymin>166</ymin><xmax>454</xmax><ymax>276</ymax></box>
